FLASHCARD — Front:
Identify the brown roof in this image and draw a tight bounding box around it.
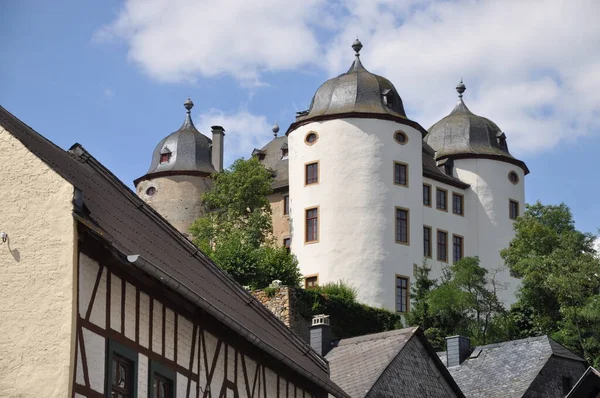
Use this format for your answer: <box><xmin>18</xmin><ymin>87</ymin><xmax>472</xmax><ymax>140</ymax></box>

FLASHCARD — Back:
<box><xmin>0</xmin><ymin>105</ymin><xmax>348</xmax><ymax>398</ymax></box>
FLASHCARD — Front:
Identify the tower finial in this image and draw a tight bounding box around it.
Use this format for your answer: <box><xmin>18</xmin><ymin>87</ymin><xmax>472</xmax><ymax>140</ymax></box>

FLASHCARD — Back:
<box><xmin>184</xmin><ymin>97</ymin><xmax>194</xmax><ymax>113</ymax></box>
<box><xmin>352</xmin><ymin>38</ymin><xmax>363</xmax><ymax>57</ymax></box>
<box><xmin>272</xmin><ymin>122</ymin><xmax>280</xmax><ymax>137</ymax></box>
<box><xmin>456</xmin><ymin>79</ymin><xmax>466</xmax><ymax>98</ymax></box>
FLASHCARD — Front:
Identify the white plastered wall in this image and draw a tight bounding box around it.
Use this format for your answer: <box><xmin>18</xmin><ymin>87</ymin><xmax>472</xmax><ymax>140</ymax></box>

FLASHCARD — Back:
<box><xmin>454</xmin><ymin>158</ymin><xmax>526</xmax><ymax>305</ymax></box>
<box><xmin>288</xmin><ymin>118</ymin><xmax>424</xmax><ymax>310</ymax></box>
<box><xmin>0</xmin><ymin>126</ymin><xmax>76</xmax><ymax>397</ymax></box>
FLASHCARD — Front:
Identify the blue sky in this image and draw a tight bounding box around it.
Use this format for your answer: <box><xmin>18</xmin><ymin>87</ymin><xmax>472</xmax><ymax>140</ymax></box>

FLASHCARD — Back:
<box><xmin>1</xmin><ymin>0</ymin><xmax>599</xmax><ymax>236</ymax></box>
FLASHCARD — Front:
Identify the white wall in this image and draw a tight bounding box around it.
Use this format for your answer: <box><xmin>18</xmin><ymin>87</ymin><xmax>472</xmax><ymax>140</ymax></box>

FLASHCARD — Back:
<box><xmin>288</xmin><ymin>118</ymin><xmax>424</xmax><ymax>310</ymax></box>
<box><xmin>0</xmin><ymin>126</ymin><xmax>77</xmax><ymax>398</ymax></box>
<box><xmin>454</xmin><ymin>158</ymin><xmax>526</xmax><ymax>305</ymax></box>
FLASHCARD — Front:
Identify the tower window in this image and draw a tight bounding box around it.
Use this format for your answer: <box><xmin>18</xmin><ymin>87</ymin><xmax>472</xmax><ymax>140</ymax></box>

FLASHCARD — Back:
<box><xmin>453</xmin><ymin>235</ymin><xmax>464</xmax><ymax>262</ymax></box>
<box><xmin>452</xmin><ymin>193</ymin><xmax>464</xmax><ymax>216</ymax></box>
<box><xmin>394</xmin><ymin>131</ymin><xmax>408</xmax><ymax>145</ymax></box>
<box><xmin>436</xmin><ymin>188</ymin><xmax>448</xmax><ymax>211</ymax></box>
<box><xmin>508</xmin><ymin>171</ymin><xmax>519</xmax><ymax>184</ymax></box>
<box><xmin>509</xmin><ymin>200</ymin><xmax>519</xmax><ymax>220</ymax></box>
<box><xmin>423</xmin><ymin>184</ymin><xmax>432</xmax><ymax>206</ymax></box>
<box><xmin>305</xmin><ymin>162</ymin><xmax>319</xmax><ymax>185</ymax></box>
<box><xmin>305</xmin><ymin>131</ymin><xmax>319</xmax><ymax>145</ymax></box>
<box><xmin>395</xmin><ymin>207</ymin><xmax>409</xmax><ymax>245</ymax></box>
<box><xmin>423</xmin><ymin>226</ymin><xmax>432</xmax><ymax>258</ymax></box>
<box><xmin>281</xmin><ymin>148</ymin><xmax>288</xmax><ymax>159</ymax></box>
<box><xmin>437</xmin><ymin>230</ymin><xmax>448</xmax><ymax>262</ymax></box>
<box><xmin>160</xmin><ymin>153</ymin><xmax>171</xmax><ymax>163</ymax></box>
<box><xmin>305</xmin><ymin>207</ymin><xmax>319</xmax><ymax>243</ymax></box>
<box><xmin>394</xmin><ymin>162</ymin><xmax>408</xmax><ymax>186</ymax></box>
<box><xmin>395</xmin><ymin>276</ymin><xmax>409</xmax><ymax>313</ymax></box>
<box><xmin>283</xmin><ymin>195</ymin><xmax>290</xmax><ymax>215</ymax></box>
<box><xmin>146</xmin><ymin>186</ymin><xmax>157</xmax><ymax>196</ymax></box>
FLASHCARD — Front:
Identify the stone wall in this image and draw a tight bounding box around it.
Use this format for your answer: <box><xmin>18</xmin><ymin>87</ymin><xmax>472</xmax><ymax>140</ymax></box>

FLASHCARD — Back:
<box><xmin>252</xmin><ymin>286</ymin><xmax>310</xmax><ymax>343</ymax></box>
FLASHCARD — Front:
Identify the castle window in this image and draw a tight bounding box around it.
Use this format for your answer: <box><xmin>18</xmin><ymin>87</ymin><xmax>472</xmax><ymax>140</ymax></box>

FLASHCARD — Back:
<box><xmin>281</xmin><ymin>148</ymin><xmax>288</xmax><ymax>160</ymax></box>
<box><xmin>395</xmin><ymin>276</ymin><xmax>409</xmax><ymax>313</ymax></box>
<box><xmin>508</xmin><ymin>171</ymin><xmax>519</xmax><ymax>184</ymax></box>
<box><xmin>394</xmin><ymin>130</ymin><xmax>408</xmax><ymax>145</ymax></box>
<box><xmin>423</xmin><ymin>226</ymin><xmax>432</xmax><ymax>258</ymax></box>
<box><xmin>160</xmin><ymin>153</ymin><xmax>171</xmax><ymax>163</ymax></box>
<box><xmin>436</xmin><ymin>188</ymin><xmax>448</xmax><ymax>211</ymax></box>
<box><xmin>305</xmin><ymin>207</ymin><xmax>319</xmax><ymax>243</ymax></box>
<box><xmin>453</xmin><ymin>235</ymin><xmax>464</xmax><ymax>262</ymax></box>
<box><xmin>146</xmin><ymin>186</ymin><xmax>157</xmax><ymax>196</ymax></box>
<box><xmin>283</xmin><ymin>237</ymin><xmax>291</xmax><ymax>252</ymax></box>
<box><xmin>437</xmin><ymin>230</ymin><xmax>448</xmax><ymax>262</ymax></box>
<box><xmin>452</xmin><ymin>193</ymin><xmax>464</xmax><ymax>216</ymax></box>
<box><xmin>283</xmin><ymin>195</ymin><xmax>290</xmax><ymax>215</ymax></box>
<box><xmin>107</xmin><ymin>340</ymin><xmax>137</xmax><ymax>398</ymax></box>
<box><xmin>305</xmin><ymin>131</ymin><xmax>319</xmax><ymax>145</ymax></box>
<box><xmin>305</xmin><ymin>162</ymin><xmax>319</xmax><ymax>185</ymax></box>
<box><xmin>423</xmin><ymin>184</ymin><xmax>432</xmax><ymax>206</ymax></box>
<box><xmin>509</xmin><ymin>200</ymin><xmax>519</xmax><ymax>220</ymax></box>
<box><xmin>305</xmin><ymin>275</ymin><xmax>318</xmax><ymax>289</ymax></box>
<box><xmin>150</xmin><ymin>360</ymin><xmax>175</xmax><ymax>398</ymax></box>
<box><xmin>394</xmin><ymin>162</ymin><xmax>408</xmax><ymax>186</ymax></box>
<box><xmin>395</xmin><ymin>207</ymin><xmax>409</xmax><ymax>245</ymax></box>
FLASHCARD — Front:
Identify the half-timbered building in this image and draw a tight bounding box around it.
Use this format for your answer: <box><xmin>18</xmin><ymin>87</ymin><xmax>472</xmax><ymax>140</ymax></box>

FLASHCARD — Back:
<box><xmin>0</xmin><ymin>105</ymin><xmax>348</xmax><ymax>398</ymax></box>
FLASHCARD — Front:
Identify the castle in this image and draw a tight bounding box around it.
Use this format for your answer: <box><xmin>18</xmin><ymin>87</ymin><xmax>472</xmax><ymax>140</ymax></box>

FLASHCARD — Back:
<box><xmin>134</xmin><ymin>40</ymin><xmax>528</xmax><ymax>311</ymax></box>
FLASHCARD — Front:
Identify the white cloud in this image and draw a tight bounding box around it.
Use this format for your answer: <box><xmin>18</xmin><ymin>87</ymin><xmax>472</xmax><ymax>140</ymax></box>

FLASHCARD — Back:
<box><xmin>195</xmin><ymin>109</ymin><xmax>272</xmax><ymax>166</ymax></box>
<box><xmin>96</xmin><ymin>0</ymin><xmax>326</xmax><ymax>83</ymax></box>
<box><xmin>99</xmin><ymin>0</ymin><xmax>600</xmax><ymax>155</ymax></box>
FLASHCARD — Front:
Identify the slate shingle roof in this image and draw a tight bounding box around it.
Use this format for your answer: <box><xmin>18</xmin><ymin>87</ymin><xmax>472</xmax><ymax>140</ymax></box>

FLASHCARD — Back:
<box><xmin>438</xmin><ymin>336</ymin><xmax>586</xmax><ymax>398</ymax></box>
<box><xmin>325</xmin><ymin>327</ymin><xmax>464</xmax><ymax>398</ymax></box>
<box><xmin>0</xmin><ymin>105</ymin><xmax>348</xmax><ymax>398</ymax></box>
<box><xmin>254</xmin><ymin>135</ymin><xmax>289</xmax><ymax>190</ymax></box>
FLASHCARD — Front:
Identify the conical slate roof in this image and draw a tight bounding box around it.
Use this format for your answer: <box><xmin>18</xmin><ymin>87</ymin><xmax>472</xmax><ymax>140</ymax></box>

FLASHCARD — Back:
<box><xmin>297</xmin><ymin>39</ymin><xmax>406</xmax><ymax>122</ymax></box>
<box><xmin>135</xmin><ymin>98</ymin><xmax>215</xmax><ymax>185</ymax></box>
<box><xmin>425</xmin><ymin>81</ymin><xmax>529</xmax><ymax>174</ymax></box>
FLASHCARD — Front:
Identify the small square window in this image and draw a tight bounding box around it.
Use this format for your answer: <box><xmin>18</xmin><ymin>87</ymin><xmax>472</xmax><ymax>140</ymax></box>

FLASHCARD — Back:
<box><xmin>283</xmin><ymin>237</ymin><xmax>291</xmax><ymax>252</ymax></box>
<box><xmin>305</xmin><ymin>162</ymin><xmax>319</xmax><ymax>185</ymax></box>
<box><xmin>160</xmin><ymin>153</ymin><xmax>171</xmax><ymax>163</ymax></box>
<box><xmin>305</xmin><ymin>275</ymin><xmax>318</xmax><ymax>288</ymax></box>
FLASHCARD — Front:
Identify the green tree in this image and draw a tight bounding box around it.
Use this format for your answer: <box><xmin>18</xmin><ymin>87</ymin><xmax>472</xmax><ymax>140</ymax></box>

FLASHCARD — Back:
<box><xmin>501</xmin><ymin>201</ymin><xmax>600</xmax><ymax>365</ymax></box>
<box><xmin>189</xmin><ymin>157</ymin><xmax>301</xmax><ymax>289</ymax></box>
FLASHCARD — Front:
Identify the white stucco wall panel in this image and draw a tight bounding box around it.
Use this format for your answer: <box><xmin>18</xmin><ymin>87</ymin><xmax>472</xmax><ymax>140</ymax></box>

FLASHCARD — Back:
<box><xmin>0</xmin><ymin>126</ymin><xmax>76</xmax><ymax>397</ymax></box>
<box><xmin>138</xmin><ymin>353</ymin><xmax>149</xmax><ymax>398</ymax></box>
<box><xmin>82</xmin><ymin>327</ymin><xmax>105</xmax><ymax>393</ymax></box>
<box><xmin>165</xmin><ymin>308</ymin><xmax>176</xmax><ymax>360</ymax></box>
<box><xmin>76</xmin><ymin>338</ymin><xmax>85</xmax><ymax>386</ymax></box>
<box><xmin>139</xmin><ymin>291</ymin><xmax>150</xmax><ymax>348</ymax></box>
<box><xmin>89</xmin><ymin>266</ymin><xmax>107</xmax><ymax>328</ymax></box>
<box><xmin>78</xmin><ymin>254</ymin><xmax>99</xmax><ymax>317</ymax></box>
<box><xmin>177</xmin><ymin>314</ymin><xmax>193</xmax><ymax>367</ymax></box>
<box><xmin>177</xmin><ymin>372</ymin><xmax>188</xmax><ymax>398</ymax></box>
<box><xmin>110</xmin><ymin>274</ymin><xmax>122</xmax><ymax>332</ymax></box>
<box><xmin>289</xmin><ymin>118</ymin><xmax>424</xmax><ymax>310</ymax></box>
<box><xmin>152</xmin><ymin>300</ymin><xmax>163</xmax><ymax>354</ymax></box>
<box><xmin>124</xmin><ymin>282</ymin><xmax>136</xmax><ymax>341</ymax></box>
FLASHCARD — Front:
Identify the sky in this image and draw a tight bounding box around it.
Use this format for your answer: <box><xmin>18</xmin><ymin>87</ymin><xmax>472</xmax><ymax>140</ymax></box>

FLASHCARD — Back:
<box><xmin>1</xmin><ymin>0</ymin><xmax>599</xmax><ymax>236</ymax></box>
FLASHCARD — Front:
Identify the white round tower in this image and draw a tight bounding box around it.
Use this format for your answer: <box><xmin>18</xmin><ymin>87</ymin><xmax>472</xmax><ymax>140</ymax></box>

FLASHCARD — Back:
<box><xmin>287</xmin><ymin>40</ymin><xmax>428</xmax><ymax>310</ymax></box>
<box><xmin>425</xmin><ymin>82</ymin><xmax>528</xmax><ymax>305</ymax></box>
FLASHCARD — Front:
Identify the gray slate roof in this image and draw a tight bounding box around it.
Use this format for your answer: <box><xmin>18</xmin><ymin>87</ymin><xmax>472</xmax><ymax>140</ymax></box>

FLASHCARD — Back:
<box><xmin>438</xmin><ymin>336</ymin><xmax>585</xmax><ymax>398</ymax></box>
<box><xmin>135</xmin><ymin>102</ymin><xmax>215</xmax><ymax>185</ymax></box>
<box><xmin>254</xmin><ymin>135</ymin><xmax>289</xmax><ymax>191</ymax></box>
<box><xmin>326</xmin><ymin>327</ymin><xmax>464</xmax><ymax>398</ymax></box>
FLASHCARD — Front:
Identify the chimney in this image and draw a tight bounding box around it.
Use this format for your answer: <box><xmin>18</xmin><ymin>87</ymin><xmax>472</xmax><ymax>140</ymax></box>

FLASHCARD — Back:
<box><xmin>211</xmin><ymin>126</ymin><xmax>225</xmax><ymax>172</ymax></box>
<box><xmin>446</xmin><ymin>335</ymin><xmax>471</xmax><ymax>367</ymax></box>
<box><xmin>310</xmin><ymin>314</ymin><xmax>333</xmax><ymax>356</ymax></box>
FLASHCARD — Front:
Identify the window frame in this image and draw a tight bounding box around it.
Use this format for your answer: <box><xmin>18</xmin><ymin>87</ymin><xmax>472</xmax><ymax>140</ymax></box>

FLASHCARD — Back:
<box><xmin>452</xmin><ymin>192</ymin><xmax>464</xmax><ymax>216</ymax></box>
<box><xmin>508</xmin><ymin>171</ymin><xmax>519</xmax><ymax>185</ymax></box>
<box><xmin>423</xmin><ymin>184</ymin><xmax>432</xmax><ymax>207</ymax></box>
<box><xmin>304</xmin><ymin>161</ymin><xmax>319</xmax><ymax>186</ymax></box>
<box><xmin>159</xmin><ymin>153</ymin><xmax>171</xmax><ymax>164</ymax></box>
<box><xmin>437</xmin><ymin>229</ymin><xmax>448</xmax><ymax>262</ymax></box>
<box><xmin>283</xmin><ymin>195</ymin><xmax>290</xmax><ymax>215</ymax></box>
<box><xmin>106</xmin><ymin>339</ymin><xmax>138</xmax><ymax>398</ymax></box>
<box><xmin>423</xmin><ymin>225</ymin><xmax>432</xmax><ymax>258</ymax></box>
<box><xmin>393</xmin><ymin>130</ymin><xmax>409</xmax><ymax>145</ymax></box>
<box><xmin>305</xmin><ymin>206</ymin><xmax>319</xmax><ymax>244</ymax></box>
<box><xmin>304</xmin><ymin>274</ymin><xmax>319</xmax><ymax>289</ymax></box>
<box><xmin>305</xmin><ymin>131</ymin><xmax>319</xmax><ymax>146</ymax></box>
<box><xmin>394</xmin><ymin>207</ymin><xmax>410</xmax><ymax>245</ymax></box>
<box><xmin>395</xmin><ymin>275</ymin><xmax>410</xmax><ymax>314</ymax></box>
<box><xmin>393</xmin><ymin>161</ymin><xmax>409</xmax><ymax>187</ymax></box>
<box><xmin>436</xmin><ymin>188</ymin><xmax>448</xmax><ymax>212</ymax></box>
<box><xmin>283</xmin><ymin>237</ymin><xmax>291</xmax><ymax>252</ymax></box>
<box><xmin>149</xmin><ymin>359</ymin><xmax>176</xmax><ymax>398</ymax></box>
<box><xmin>452</xmin><ymin>234</ymin><xmax>464</xmax><ymax>263</ymax></box>
<box><xmin>509</xmin><ymin>199</ymin><xmax>520</xmax><ymax>220</ymax></box>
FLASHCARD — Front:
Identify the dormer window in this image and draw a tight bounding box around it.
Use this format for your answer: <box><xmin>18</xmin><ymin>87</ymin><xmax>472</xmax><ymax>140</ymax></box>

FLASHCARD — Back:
<box><xmin>281</xmin><ymin>148</ymin><xmax>288</xmax><ymax>160</ymax></box>
<box><xmin>497</xmin><ymin>132</ymin><xmax>508</xmax><ymax>150</ymax></box>
<box><xmin>159</xmin><ymin>148</ymin><xmax>172</xmax><ymax>164</ymax></box>
<box><xmin>382</xmin><ymin>88</ymin><xmax>392</xmax><ymax>107</ymax></box>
